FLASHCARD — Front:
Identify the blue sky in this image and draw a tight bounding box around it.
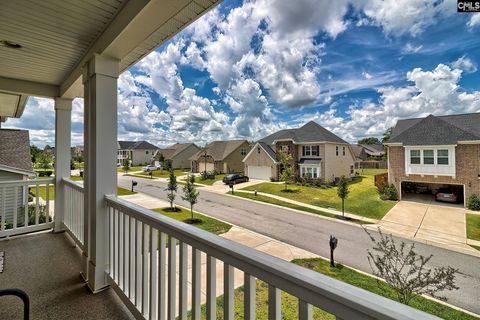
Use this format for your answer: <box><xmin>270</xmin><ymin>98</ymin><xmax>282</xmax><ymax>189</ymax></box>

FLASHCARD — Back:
<box><xmin>5</xmin><ymin>0</ymin><xmax>480</xmax><ymax>147</ymax></box>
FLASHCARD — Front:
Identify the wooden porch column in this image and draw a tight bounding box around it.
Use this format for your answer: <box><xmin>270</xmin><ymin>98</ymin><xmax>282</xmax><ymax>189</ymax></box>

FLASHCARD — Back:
<box><xmin>83</xmin><ymin>54</ymin><xmax>119</xmax><ymax>292</ymax></box>
<box><xmin>54</xmin><ymin>98</ymin><xmax>72</xmax><ymax>232</ymax></box>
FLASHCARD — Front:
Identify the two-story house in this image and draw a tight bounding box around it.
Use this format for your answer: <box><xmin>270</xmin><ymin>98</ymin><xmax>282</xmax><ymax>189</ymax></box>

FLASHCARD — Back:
<box><xmin>117</xmin><ymin>140</ymin><xmax>158</xmax><ymax>166</ymax></box>
<box><xmin>243</xmin><ymin>121</ymin><xmax>355</xmax><ymax>181</ymax></box>
<box><xmin>385</xmin><ymin>113</ymin><xmax>480</xmax><ymax>206</ymax></box>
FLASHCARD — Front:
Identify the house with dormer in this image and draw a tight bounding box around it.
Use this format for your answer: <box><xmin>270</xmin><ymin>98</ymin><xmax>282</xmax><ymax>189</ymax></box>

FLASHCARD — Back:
<box><xmin>385</xmin><ymin>113</ymin><xmax>480</xmax><ymax>205</ymax></box>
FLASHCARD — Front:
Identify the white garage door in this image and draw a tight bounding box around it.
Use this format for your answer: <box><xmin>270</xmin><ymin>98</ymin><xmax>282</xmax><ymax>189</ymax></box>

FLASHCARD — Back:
<box><xmin>248</xmin><ymin>166</ymin><xmax>271</xmax><ymax>180</ymax></box>
<box><xmin>198</xmin><ymin>162</ymin><xmax>214</xmax><ymax>172</ymax></box>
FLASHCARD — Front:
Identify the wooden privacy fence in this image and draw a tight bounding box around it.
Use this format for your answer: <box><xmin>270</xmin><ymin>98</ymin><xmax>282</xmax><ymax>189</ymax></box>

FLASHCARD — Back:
<box><xmin>374</xmin><ymin>173</ymin><xmax>388</xmax><ymax>187</ymax></box>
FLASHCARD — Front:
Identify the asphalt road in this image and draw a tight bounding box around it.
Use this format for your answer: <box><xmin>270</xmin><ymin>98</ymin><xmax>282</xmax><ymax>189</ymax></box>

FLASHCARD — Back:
<box><xmin>119</xmin><ymin>175</ymin><xmax>480</xmax><ymax>314</ymax></box>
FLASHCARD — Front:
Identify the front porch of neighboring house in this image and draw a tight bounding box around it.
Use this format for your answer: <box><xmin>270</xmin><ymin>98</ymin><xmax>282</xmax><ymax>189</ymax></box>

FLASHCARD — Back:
<box><xmin>0</xmin><ymin>1</ymin><xmax>439</xmax><ymax>319</ymax></box>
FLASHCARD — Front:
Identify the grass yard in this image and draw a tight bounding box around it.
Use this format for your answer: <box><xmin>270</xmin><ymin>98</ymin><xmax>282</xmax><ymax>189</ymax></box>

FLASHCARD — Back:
<box><xmin>152</xmin><ymin>207</ymin><xmax>231</xmax><ymax>235</ymax></box>
<box><xmin>231</xmin><ymin>192</ymin><xmax>367</xmax><ymax>224</ymax></box>
<box><xmin>194</xmin><ymin>174</ymin><xmax>227</xmax><ymax>185</ymax></box>
<box><xmin>30</xmin><ymin>183</ymin><xmax>136</xmax><ymax>201</ymax></box>
<box><xmin>466</xmin><ymin>214</ymin><xmax>480</xmax><ymax>241</ymax></box>
<box><xmin>242</xmin><ymin>174</ymin><xmax>396</xmax><ymax>220</ymax></box>
<box><xmin>135</xmin><ymin>169</ymin><xmax>188</xmax><ymax>178</ymax></box>
<box><xmin>357</xmin><ymin>168</ymin><xmax>387</xmax><ymax>176</ymax></box>
<box><xmin>190</xmin><ymin>258</ymin><xmax>477</xmax><ymax>320</ymax></box>
<box><xmin>117</xmin><ymin>165</ymin><xmax>144</xmax><ymax>173</ymax></box>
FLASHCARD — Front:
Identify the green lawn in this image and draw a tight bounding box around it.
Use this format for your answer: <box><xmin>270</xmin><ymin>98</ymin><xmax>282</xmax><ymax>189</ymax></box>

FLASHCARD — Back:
<box><xmin>30</xmin><ymin>183</ymin><xmax>136</xmax><ymax>201</ymax></box>
<box><xmin>190</xmin><ymin>258</ymin><xmax>477</xmax><ymax>320</ymax></box>
<box><xmin>242</xmin><ymin>174</ymin><xmax>396</xmax><ymax>220</ymax></box>
<box><xmin>135</xmin><ymin>169</ymin><xmax>188</xmax><ymax>179</ymax></box>
<box><xmin>194</xmin><ymin>174</ymin><xmax>227</xmax><ymax>185</ymax></box>
<box><xmin>231</xmin><ymin>192</ymin><xmax>367</xmax><ymax>224</ymax></box>
<box><xmin>357</xmin><ymin>168</ymin><xmax>387</xmax><ymax>176</ymax></box>
<box><xmin>152</xmin><ymin>207</ymin><xmax>231</xmax><ymax>235</ymax></box>
<box><xmin>117</xmin><ymin>165</ymin><xmax>143</xmax><ymax>173</ymax></box>
<box><xmin>466</xmin><ymin>214</ymin><xmax>480</xmax><ymax>241</ymax></box>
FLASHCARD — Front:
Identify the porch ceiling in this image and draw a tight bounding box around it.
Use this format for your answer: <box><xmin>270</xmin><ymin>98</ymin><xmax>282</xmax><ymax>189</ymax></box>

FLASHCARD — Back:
<box><xmin>0</xmin><ymin>0</ymin><xmax>220</xmax><ymax>113</ymax></box>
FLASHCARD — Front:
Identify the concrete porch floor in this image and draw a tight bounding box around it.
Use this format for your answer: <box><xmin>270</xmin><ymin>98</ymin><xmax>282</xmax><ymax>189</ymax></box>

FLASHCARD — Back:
<box><xmin>0</xmin><ymin>232</ymin><xmax>133</xmax><ymax>320</ymax></box>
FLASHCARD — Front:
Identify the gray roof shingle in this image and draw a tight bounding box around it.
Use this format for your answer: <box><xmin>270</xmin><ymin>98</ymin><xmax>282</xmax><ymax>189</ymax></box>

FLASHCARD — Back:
<box><xmin>0</xmin><ymin>129</ymin><xmax>33</xmax><ymax>173</ymax></box>
<box><xmin>155</xmin><ymin>143</ymin><xmax>199</xmax><ymax>159</ymax></box>
<box><xmin>118</xmin><ymin>140</ymin><xmax>158</xmax><ymax>150</ymax></box>
<box><xmin>192</xmin><ymin>140</ymin><xmax>248</xmax><ymax>161</ymax></box>
<box><xmin>388</xmin><ymin>114</ymin><xmax>480</xmax><ymax>145</ymax></box>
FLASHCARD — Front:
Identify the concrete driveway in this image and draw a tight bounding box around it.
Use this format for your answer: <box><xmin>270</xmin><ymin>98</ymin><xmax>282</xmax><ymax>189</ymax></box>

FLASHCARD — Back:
<box><xmin>375</xmin><ymin>194</ymin><xmax>474</xmax><ymax>253</ymax></box>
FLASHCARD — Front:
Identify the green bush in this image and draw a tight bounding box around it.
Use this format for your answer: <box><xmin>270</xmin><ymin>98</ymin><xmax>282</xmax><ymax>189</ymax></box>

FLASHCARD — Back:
<box><xmin>467</xmin><ymin>194</ymin><xmax>480</xmax><ymax>211</ymax></box>
<box><xmin>200</xmin><ymin>171</ymin><xmax>215</xmax><ymax>180</ymax></box>
<box><xmin>378</xmin><ymin>183</ymin><xmax>398</xmax><ymax>201</ymax></box>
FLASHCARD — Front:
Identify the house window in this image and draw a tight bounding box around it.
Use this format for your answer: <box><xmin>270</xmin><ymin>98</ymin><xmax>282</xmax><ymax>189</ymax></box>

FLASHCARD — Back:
<box><xmin>303</xmin><ymin>145</ymin><xmax>319</xmax><ymax>156</ymax></box>
<box><xmin>240</xmin><ymin>148</ymin><xmax>247</xmax><ymax>156</ymax></box>
<box><xmin>257</xmin><ymin>147</ymin><xmax>261</xmax><ymax>154</ymax></box>
<box><xmin>342</xmin><ymin>146</ymin><xmax>346</xmax><ymax>156</ymax></box>
<box><xmin>410</xmin><ymin>150</ymin><xmax>420</xmax><ymax>164</ymax></box>
<box><xmin>336</xmin><ymin>146</ymin><xmax>339</xmax><ymax>156</ymax></box>
<box><xmin>300</xmin><ymin>166</ymin><xmax>319</xmax><ymax>178</ymax></box>
<box><xmin>350</xmin><ymin>165</ymin><xmax>354</xmax><ymax>174</ymax></box>
<box><xmin>437</xmin><ymin>149</ymin><xmax>449</xmax><ymax>165</ymax></box>
<box><xmin>281</xmin><ymin>145</ymin><xmax>290</xmax><ymax>153</ymax></box>
<box><xmin>423</xmin><ymin>150</ymin><xmax>434</xmax><ymax>164</ymax></box>
<box><xmin>146</xmin><ymin>151</ymin><xmax>149</xmax><ymax>155</ymax></box>
<box><xmin>311</xmin><ymin>145</ymin><xmax>319</xmax><ymax>156</ymax></box>
<box><xmin>302</xmin><ymin>146</ymin><xmax>311</xmax><ymax>156</ymax></box>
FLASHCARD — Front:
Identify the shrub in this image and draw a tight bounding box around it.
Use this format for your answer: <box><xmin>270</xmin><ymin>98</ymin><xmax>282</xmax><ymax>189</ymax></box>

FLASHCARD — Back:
<box><xmin>467</xmin><ymin>194</ymin><xmax>480</xmax><ymax>211</ymax></box>
<box><xmin>200</xmin><ymin>171</ymin><xmax>215</xmax><ymax>180</ymax></box>
<box><xmin>378</xmin><ymin>183</ymin><xmax>398</xmax><ymax>201</ymax></box>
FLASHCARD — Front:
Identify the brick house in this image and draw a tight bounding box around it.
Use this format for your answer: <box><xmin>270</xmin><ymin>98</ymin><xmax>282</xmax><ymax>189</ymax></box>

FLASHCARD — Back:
<box><xmin>243</xmin><ymin>121</ymin><xmax>355</xmax><ymax>181</ymax></box>
<box><xmin>385</xmin><ymin>113</ymin><xmax>480</xmax><ymax>206</ymax></box>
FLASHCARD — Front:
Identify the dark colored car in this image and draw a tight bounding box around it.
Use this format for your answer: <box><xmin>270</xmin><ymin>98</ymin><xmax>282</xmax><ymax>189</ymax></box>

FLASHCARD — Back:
<box><xmin>435</xmin><ymin>188</ymin><xmax>459</xmax><ymax>203</ymax></box>
<box><xmin>222</xmin><ymin>174</ymin><xmax>249</xmax><ymax>185</ymax></box>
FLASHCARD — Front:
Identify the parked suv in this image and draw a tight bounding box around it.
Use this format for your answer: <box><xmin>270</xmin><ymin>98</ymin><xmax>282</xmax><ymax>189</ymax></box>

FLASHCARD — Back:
<box><xmin>222</xmin><ymin>174</ymin><xmax>249</xmax><ymax>185</ymax></box>
<box><xmin>142</xmin><ymin>165</ymin><xmax>157</xmax><ymax>172</ymax></box>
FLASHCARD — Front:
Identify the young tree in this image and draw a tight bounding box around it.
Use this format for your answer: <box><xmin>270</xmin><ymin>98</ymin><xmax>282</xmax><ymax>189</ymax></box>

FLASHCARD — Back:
<box><xmin>366</xmin><ymin>229</ymin><xmax>458</xmax><ymax>305</ymax></box>
<box><xmin>357</xmin><ymin>137</ymin><xmax>381</xmax><ymax>145</ymax></box>
<box><xmin>182</xmin><ymin>173</ymin><xmax>200</xmax><ymax>222</ymax></box>
<box><xmin>123</xmin><ymin>157</ymin><xmax>130</xmax><ymax>174</ymax></box>
<box><xmin>337</xmin><ymin>176</ymin><xmax>349</xmax><ymax>218</ymax></box>
<box><xmin>30</xmin><ymin>144</ymin><xmax>42</xmax><ymax>163</ymax></box>
<box><xmin>166</xmin><ymin>167</ymin><xmax>177</xmax><ymax>211</ymax></box>
<box><xmin>37</xmin><ymin>152</ymin><xmax>52</xmax><ymax>171</ymax></box>
<box><xmin>279</xmin><ymin>149</ymin><xmax>293</xmax><ymax>191</ymax></box>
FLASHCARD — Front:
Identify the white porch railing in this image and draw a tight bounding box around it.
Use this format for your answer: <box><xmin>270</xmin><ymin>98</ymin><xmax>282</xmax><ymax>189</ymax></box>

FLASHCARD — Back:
<box><xmin>63</xmin><ymin>178</ymin><xmax>85</xmax><ymax>249</ymax></box>
<box><xmin>105</xmin><ymin>195</ymin><xmax>440</xmax><ymax>320</ymax></box>
<box><xmin>0</xmin><ymin>179</ymin><xmax>55</xmax><ymax>238</ymax></box>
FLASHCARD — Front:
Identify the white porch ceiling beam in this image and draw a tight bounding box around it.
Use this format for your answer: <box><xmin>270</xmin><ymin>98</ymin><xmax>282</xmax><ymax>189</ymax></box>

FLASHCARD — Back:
<box><xmin>0</xmin><ymin>76</ymin><xmax>59</xmax><ymax>98</ymax></box>
<box><xmin>60</xmin><ymin>0</ymin><xmax>150</xmax><ymax>99</ymax></box>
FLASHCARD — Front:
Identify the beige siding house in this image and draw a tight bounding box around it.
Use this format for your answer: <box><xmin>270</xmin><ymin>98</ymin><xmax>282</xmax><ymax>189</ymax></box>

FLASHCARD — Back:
<box><xmin>117</xmin><ymin>141</ymin><xmax>158</xmax><ymax>166</ymax></box>
<box><xmin>386</xmin><ymin>113</ymin><xmax>480</xmax><ymax>206</ymax></box>
<box><xmin>191</xmin><ymin>140</ymin><xmax>251</xmax><ymax>173</ymax></box>
<box><xmin>243</xmin><ymin>121</ymin><xmax>355</xmax><ymax>181</ymax></box>
<box><xmin>154</xmin><ymin>143</ymin><xmax>200</xmax><ymax>169</ymax></box>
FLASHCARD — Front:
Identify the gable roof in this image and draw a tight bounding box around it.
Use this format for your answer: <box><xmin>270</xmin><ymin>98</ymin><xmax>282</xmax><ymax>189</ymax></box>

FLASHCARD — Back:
<box><xmin>260</xmin><ymin>121</ymin><xmax>348</xmax><ymax>146</ymax></box>
<box><xmin>118</xmin><ymin>140</ymin><xmax>158</xmax><ymax>150</ymax></box>
<box><xmin>0</xmin><ymin>129</ymin><xmax>34</xmax><ymax>174</ymax></box>
<box><xmin>192</xmin><ymin>140</ymin><xmax>248</xmax><ymax>161</ymax></box>
<box><xmin>388</xmin><ymin>114</ymin><xmax>480</xmax><ymax>146</ymax></box>
<box><xmin>156</xmin><ymin>143</ymin><xmax>199</xmax><ymax>159</ymax></box>
<box><xmin>361</xmin><ymin>143</ymin><xmax>385</xmax><ymax>156</ymax></box>
<box><xmin>350</xmin><ymin>144</ymin><xmax>365</xmax><ymax>160</ymax></box>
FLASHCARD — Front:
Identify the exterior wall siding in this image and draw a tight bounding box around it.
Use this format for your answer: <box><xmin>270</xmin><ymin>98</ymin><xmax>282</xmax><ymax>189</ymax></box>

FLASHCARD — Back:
<box><xmin>0</xmin><ymin>171</ymin><xmax>26</xmax><ymax>224</ymax></box>
<box><xmin>222</xmin><ymin>141</ymin><xmax>251</xmax><ymax>173</ymax></box>
<box><xmin>244</xmin><ymin>145</ymin><xmax>276</xmax><ymax>180</ymax></box>
<box><xmin>131</xmin><ymin>149</ymin><xmax>155</xmax><ymax>166</ymax></box>
<box><xmin>323</xmin><ymin>144</ymin><xmax>355</xmax><ymax>182</ymax></box>
<box><xmin>171</xmin><ymin>145</ymin><xmax>200</xmax><ymax>169</ymax></box>
<box><xmin>388</xmin><ymin>145</ymin><xmax>480</xmax><ymax>203</ymax></box>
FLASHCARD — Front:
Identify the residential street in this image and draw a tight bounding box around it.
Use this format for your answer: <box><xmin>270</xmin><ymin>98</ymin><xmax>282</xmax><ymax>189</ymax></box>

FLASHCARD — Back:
<box><xmin>118</xmin><ymin>175</ymin><xmax>480</xmax><ymax>314</ymax></box>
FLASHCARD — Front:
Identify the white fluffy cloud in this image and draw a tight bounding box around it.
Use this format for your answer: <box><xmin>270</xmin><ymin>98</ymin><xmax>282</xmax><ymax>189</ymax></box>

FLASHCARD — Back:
<box><xmin>467</xmin><ymin>13</ymin><xmax>480</xmax><ymax>28</ymax></box>
<box><xmin>307</xmin><ymin>63</ymin><xmax>480</xmax><ymax>142</ymax></box>
<box><xmin>451</xmin><ymin>56</ymin><xmax>478</xmax><ymax>73</ymax></box>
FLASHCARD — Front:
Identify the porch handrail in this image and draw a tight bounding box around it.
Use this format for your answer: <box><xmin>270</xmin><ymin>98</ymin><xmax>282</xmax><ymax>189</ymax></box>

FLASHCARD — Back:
<box><xmin>105</xmin><ymin>195</ymin><xmax>439</xmax><ymax>320</ymax></box>
<box><xmin>0</xmin><ymin>179</ymin><xmax>55</xmax><ymax>238</ymax></box>
<box><xmin>62</xmin><ymin>178</ymin><xmax>85</xmax><ymax>249</ymax></box>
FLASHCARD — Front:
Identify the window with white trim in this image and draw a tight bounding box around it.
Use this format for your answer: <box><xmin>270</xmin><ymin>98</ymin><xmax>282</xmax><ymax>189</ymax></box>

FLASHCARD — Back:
<box><xmin>423</xmin><ymin>150</ymin><xmax>434</xmax><ymax>164</ymax></box>
<box><xmin>437</xmin><ymin>149</ymin><xmax>449</xmax><ymax>165</ymax></box>
<box><xmin>300</xmin><ymin>166</ymin><xmax>319</xmax><ymax>178</ymax></box>
<box><xmin>410</xmin><ymin>150</ymin><xmax>420</xmax><ymax>164</ymax></box>
<box><xmin>302</xmin><ymin>145</ymin><xmax>319</xmax><ymax>156</ymax></box>
<box><xmin>336</xmin><ymin>146</ymin><xmax>339</xmax><ymax>156</ymax></box>
<box><xmin>240</xmin><ymin>147</ymin><xmax>247</xmax><ymax>156</ymax></box>
<box><xmin>342</xmin><ymin>146</ymin><xmax>346</xmax><ymax>156</ymax></box>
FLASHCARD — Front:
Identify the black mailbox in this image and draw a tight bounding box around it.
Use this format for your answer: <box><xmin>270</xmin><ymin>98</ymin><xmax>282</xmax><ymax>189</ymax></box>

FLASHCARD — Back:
<box><xmin>131</xmin><ymin>180</ymin><xmax>138</xmax><ymax>192</ymax></box>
